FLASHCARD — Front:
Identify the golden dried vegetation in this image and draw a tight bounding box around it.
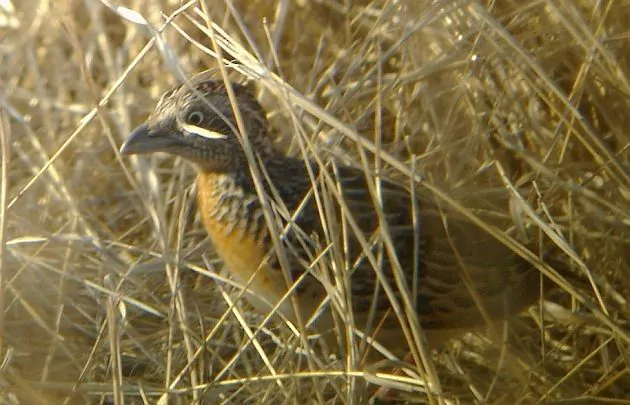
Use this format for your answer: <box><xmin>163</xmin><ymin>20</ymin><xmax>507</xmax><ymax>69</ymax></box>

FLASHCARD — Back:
<box><xmin>1</xmin><ymin>0</ymin><xmax>630</xmax><ymax>403</ymax></box>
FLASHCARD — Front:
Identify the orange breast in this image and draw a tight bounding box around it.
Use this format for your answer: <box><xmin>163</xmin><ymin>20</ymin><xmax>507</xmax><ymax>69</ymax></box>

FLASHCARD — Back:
<box><xmin>196</xmin><ymin>172</ymin><xmax>299</xmax><ymax>323</ymax></box>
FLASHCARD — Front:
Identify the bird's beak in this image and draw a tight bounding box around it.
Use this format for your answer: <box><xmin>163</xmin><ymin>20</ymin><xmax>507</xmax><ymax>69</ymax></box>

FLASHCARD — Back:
<box><xmin>120</xmin><ymin>123</ymin><xmax>181</xmax><ymax>155</ymax></box>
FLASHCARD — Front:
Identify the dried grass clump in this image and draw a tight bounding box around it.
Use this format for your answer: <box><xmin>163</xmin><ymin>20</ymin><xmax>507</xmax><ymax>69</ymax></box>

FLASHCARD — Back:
<box><xmin>1</xmin><ymin>0</ymin><xmax>629</xmax><ymax>403</ymax></box>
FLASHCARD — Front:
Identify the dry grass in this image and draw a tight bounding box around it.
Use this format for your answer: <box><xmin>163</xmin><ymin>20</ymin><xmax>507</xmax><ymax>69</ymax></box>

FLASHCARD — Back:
<box><xmin>1</xmin><ymin>0</ymin><xmax>630</xmax><ymax>403</ymax></box>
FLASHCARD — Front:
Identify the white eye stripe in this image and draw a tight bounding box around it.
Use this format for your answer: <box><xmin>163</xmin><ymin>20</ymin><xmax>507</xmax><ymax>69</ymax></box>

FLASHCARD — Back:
<box><xmin>180</xmin><ymin>122</ymin><xmax>228</xmax><ymax>140</ymax></box>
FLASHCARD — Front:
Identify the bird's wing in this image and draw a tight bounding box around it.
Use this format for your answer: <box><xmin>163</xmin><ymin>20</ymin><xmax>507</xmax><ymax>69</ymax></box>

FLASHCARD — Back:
<box><xmin>327</xmin><ymin>164</ymin><xmax>542</xmax><ymax>332</ymax></box>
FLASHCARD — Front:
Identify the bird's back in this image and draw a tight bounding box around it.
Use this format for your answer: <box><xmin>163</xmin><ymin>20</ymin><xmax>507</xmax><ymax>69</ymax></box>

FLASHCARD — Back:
<box><xmin>299</xmin><ymin>163</ymin><xmax>543</xmax><ymax>334</ymax></box>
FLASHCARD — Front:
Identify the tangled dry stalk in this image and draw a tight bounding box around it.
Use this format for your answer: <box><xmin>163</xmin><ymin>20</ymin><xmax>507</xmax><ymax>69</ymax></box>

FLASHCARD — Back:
<box><xmin>1</xmin><ymin>0</ymin><xmax>630</xmax><ymax>403</ymax></box>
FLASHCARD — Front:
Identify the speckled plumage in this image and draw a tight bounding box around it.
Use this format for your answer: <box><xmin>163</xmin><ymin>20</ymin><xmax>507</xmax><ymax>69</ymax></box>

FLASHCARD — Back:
<box><xmin>120</xmin><ymin>71</ymin><xmax>557</xmax><ymax>353</ymax></box>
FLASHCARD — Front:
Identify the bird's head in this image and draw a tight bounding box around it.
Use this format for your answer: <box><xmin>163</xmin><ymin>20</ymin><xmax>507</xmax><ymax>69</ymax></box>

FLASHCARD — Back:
<box><xmin>120</xmin><ymin>72</ymin><xmax>274</xmax><ymax>172</ymax></box>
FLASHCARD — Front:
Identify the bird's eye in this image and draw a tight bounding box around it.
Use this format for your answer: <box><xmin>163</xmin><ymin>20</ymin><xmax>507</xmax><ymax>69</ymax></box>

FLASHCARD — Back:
<box><xmin>187</xmin><ymin>111</ymin><xmax>204</xmax><ymax>125</ymax></box>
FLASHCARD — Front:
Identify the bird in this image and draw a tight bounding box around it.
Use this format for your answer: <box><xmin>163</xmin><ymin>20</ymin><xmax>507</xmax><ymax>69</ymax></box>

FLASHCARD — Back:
<box><xmin>120</xmin><ymin>71</ymin><xmax>560</xmax><ymax>357</ymax></box>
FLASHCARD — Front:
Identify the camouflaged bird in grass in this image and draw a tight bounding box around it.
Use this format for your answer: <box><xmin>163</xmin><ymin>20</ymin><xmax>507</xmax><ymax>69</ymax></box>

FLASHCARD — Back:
<box><xmin>120</xmin><ymin>71</ymin><xmax>562</xmax><ymax>355</ymax></box>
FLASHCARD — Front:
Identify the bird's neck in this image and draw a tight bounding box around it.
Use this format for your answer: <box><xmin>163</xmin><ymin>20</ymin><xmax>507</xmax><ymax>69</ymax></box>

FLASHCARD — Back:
<box><xmin>198</xmin><ymin>151</ymin><xmax>296</xmax><ymax>193</ymax></box>
<box><xmin>196</xmin><ymin>155</ymin><xmax>311</xmax><ymax>240</ymax></box>
<box><xmin>196</xmin><ymin>169</ymin><xmax>261</xmax><ymax>242</ymax></box>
